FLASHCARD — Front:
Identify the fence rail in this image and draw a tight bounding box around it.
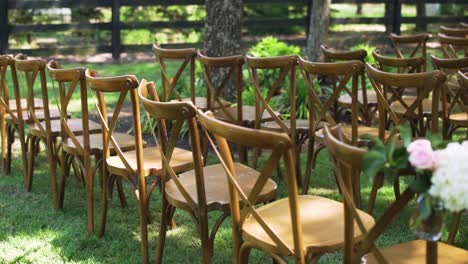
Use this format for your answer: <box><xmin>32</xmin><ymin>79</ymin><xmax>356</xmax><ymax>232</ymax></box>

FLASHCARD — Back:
<box><xmin>1</xmin><ymin>0</ymin><xmax>467</xmax><ymax>60</ymax></box>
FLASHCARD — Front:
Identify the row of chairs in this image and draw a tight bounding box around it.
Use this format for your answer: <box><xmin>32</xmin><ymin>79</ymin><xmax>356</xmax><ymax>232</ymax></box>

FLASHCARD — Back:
<box><xmin>1</xmin><ymin>27</ymin><xmax>467</xmax><ymax>263</ymax></box>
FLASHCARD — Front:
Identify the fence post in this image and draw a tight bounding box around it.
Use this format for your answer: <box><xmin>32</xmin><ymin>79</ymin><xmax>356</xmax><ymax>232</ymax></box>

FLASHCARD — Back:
<box><xmin>392</xmin><ymin>0</ymin><xmax>401</xmax><ymax>35</ymax></box>
<box><xmin>384</xmin><ymin>0</ymin><xmax>393</xmax><ymax>33</ymax></box>
<box><xmin>415</xmin><ymin>0</ymin><xmax>426</xmax><ymax>31</ymax></box>
<box><xmin>111</xmin><ymin>0</ymin><xmax>121</xmax><ymax>61</ymax></box>
<box><xmin>0</xmin><ymin>0</ymin><xmax>8</xmax><ymax>54</ymax></box>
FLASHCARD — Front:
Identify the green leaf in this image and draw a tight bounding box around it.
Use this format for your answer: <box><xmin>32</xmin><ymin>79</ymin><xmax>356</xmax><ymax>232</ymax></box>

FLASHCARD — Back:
<box><xmin>418</xmin><ymin>194</ymin><xmax>432</xmax><ymax>220</ymax></box>
<box><xmin>409</xmin><ymin>176</ymin><xmax>431</xmax><ymax>193</ymax></box>
<box><xmin>392</xmin><ymin>147</ymin><xmax>409</xmax><ymax>168</ymax></box>
<box><xmin>363</xmin><ymin>150</ymin><xmax>386</xmax><ymax>181</ymax></box>
<box><xmin>398</xmin><ymin>125</ymin><xmax>412</xmax><ymax>147</ymax></box>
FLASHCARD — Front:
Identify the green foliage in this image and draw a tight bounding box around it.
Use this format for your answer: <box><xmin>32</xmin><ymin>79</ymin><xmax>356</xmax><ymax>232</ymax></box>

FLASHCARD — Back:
<box><xmin>249</xmin><ymin>36</ymin><xmax>301</xmax><ymax>57</ymax></box>
<box><xmin>351</xmin><ymin>43</ymin><xmax>376</xmax><ymax>64</ymax></box>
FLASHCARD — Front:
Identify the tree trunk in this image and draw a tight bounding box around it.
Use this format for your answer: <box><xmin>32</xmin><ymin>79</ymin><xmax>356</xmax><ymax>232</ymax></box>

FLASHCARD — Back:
<box><xmin>204</xmin><ymin>0</ymin><xmax>242</xmax><ymax>101</ymax></box>
<box><xmin>306</xmin><ymin>0</ymin><xmax>331</xmax><ymax>61</ymax></box>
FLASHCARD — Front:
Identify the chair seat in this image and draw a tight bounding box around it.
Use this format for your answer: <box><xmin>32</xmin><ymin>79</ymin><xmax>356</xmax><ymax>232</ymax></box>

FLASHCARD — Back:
<box><xmin>365</xmin><ymin>240</ymin><xmax>468</xmax><ymax>264</ymax></box>
<box><xmin>315</xmin><ymin>125</ymin><xmax>392</xmax><ymax>142</ymax></box>
<box><xmin>165</xmin><ymin>163</ymin><xmax>277</xmax><ymax>212</ymax></box>
<box><xmin>170</xmin><ymin>96</ymin><xmax>231</xmax><ymax>111</ymax></box>
<box><xmin>29</xmin><ymin>119</ymin><xmax>101</xmax><ymax>137</ymax></box>
<box><xmin>261</xmin><ymin>119</ymin><xmax>310</xmax><ymax>133</ymax></box>
<box><xmin>106</xmin><ymin>146</ymin><xmax>194</xmax><ymax>177</ymax></box>
<box><xmin>448</xmin><ymin>112</ymin><xmax>468</xmax><ymax>125</ymax></box>
<box><xmin>5</xmin><ymin>108</ymin><xmax>61</xmax><ymax>123</ymax></box>
<box><xmin>62</xmin><ymin>132</ymin><xmax>138</xmax><ymax>156</ymax></box>
<box><xmin>213</xmin><ymin>105</ymin><xmax>276</xmax><ymax>124</ymax></box>
<box><xmin>2</xmin><ymin>98</ymin><xmax>43</xmax><ymax>112</ymax></box>
<box><xmin>338</xmin><ymin>90</ymin><xmax>379</xmax><ymax>106</ymax></box>
<box><xmin>390</xmin><ymin>98</ymin><xmax>442</xmax><ymax>116</ymax></box>
<box><xmin>242</xmin><ymin>195</ymin><xmax>375</xmax><ymax>254</ymax></box>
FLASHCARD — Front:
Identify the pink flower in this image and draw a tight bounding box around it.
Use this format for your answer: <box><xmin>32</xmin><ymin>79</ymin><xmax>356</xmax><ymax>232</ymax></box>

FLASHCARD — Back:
<box><xmin>407</xmin><ymin>139</ymin><xmax>436</xmax><ymax>170</ymax></box>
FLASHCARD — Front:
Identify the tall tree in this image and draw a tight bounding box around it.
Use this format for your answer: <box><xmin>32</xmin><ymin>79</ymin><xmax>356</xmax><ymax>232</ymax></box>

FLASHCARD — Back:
<box><xmin>306</xmin><ymin>0</ymin><xmax>331</xmax><ymax>61</ymax></box>
<box><xmin>204</xmin><ymin>0</ymin><xmax>242</xmax><ymax>100</ymax></box>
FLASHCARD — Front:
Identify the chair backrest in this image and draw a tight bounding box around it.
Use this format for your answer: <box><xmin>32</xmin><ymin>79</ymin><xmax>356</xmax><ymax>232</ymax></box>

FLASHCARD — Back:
<box><xmin>138</xmin><ymin>79</ymin><xmax>203</xmax><ymax>215</ymax></box>
<box><xmin>14</xmin><ymin>55</ymin><xmax>51</xmax><ymax>135</ymax></box>
<box><xmin>197</xmin><ymin>50</ymin><xmax>245</xmax><ymax>123</ymax></box>
<box><xmin>439</xmin><ymin>25</ymin><xmax>468</xmax><ymax>38</ymax></box>
<box><xmin>245</xmin><ymin>54</ymin><xmax>298</xmax><ymax>146</ymax></box>
<box><xmin>389</xmin><ymin>33</ymin><xmax>429</xmax><ymax>71</ymax></box>
<box><xmin>438</xmin><ymin>33</ymin><xmax>468</xmax><ymax>59</ymax></box>
<box><xmin>366</xmin><ymin>63</ymin><xmax>446</xmax><ymax>139</ymax></box>
<box><xmin>47</xmin><ymin>60</ymin><xmax>91</xmax><ymax>159</ymax></box>
<box><xmin>85</xmin><ymin>69</ymin><xmax>142</xmax><ymax>177</ymax></box>
<box><xmin>0</xmin><ymin>55</ymin><xmax>22</xmax><ymax>123</ymax></box>
<box><xmin>197</xmin><ymin>110</ymin><xmax>304</xmax><ymax>262</ymax></box>
<box><xmin>152</xmin><ymin>44</ymin><xmax>197</xmax><ymax>103</ymax></box>
<box><xmin>298</xmin><ymin>57</ymin><xmax>363</xmax><ymax>145</ymax></box>
<box><xmin>372</xmin><ymin>49</ymin><xmax>425</xmax><ymax>74</ymax></box>
<box><xmin>323</xmin><ymin>125</ymin><xmax>416</xmax><ymax>263</ymax></box>
<box><xmin>321</xmin><ymin>45</ymin><xmax>370</xmax><ymax>123</ymax></box>
<box><xmin>430</xmin><ymin>56</ymin><xmax>468</xmax><ymax>125</ymax></box>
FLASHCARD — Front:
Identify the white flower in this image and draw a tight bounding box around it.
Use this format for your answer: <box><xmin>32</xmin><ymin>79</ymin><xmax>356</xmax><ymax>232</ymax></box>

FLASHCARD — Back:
<box><xmin>428</xmin><ymin>141</ymin><xmax>468</xmax><ymax>212</ymax></box>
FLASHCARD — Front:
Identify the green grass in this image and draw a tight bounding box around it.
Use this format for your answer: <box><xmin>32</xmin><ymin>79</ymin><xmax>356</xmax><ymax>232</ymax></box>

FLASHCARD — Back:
<box><xmin>0</xmin><ymin>142</ymin><xmax>466</xmax><ymax>263</ymax></box>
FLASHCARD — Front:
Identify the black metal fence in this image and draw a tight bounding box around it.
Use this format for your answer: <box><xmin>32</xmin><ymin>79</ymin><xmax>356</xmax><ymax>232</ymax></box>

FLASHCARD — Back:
<box><xmin>1</xmin><ymin>0</ymin><xmax>467</xmax><ymax>60</ymax></box>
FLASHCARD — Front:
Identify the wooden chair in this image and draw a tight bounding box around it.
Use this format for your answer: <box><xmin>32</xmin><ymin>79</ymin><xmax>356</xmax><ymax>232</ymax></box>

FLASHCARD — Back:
<box><xmin>138</xmin><ymin>80</ymin><xmax>277</xmax><ymax>263</ymax></box>
<box><xmin>47</xmin><ymin>61</ymin><xmax>134</xmax><ymax>234</ymax></box>
<box><xmin>430</xmin><ymin>56</ymin><xmax>468</xmax><ymax>139</ymax></box>
<box><xmin>438</xmin><ymin>33</ymin><xmax>468</xmax><ymax>59</ymax></box>
<box><xmin>153</xmin><ymin>44</ymin><xmax>229</xmax><ymax>110</ymax></box>
<box><xmin>389</xmin><ymin>32</ymin><xmax>429</xmax><ymax>71</ymax></box>
<box><xmin>13</xmin><ymin>55</ymin><xmax>89</xmax><ymax>209</ymax></box>
<box><xmin>0</xmin><ymin>55</ymin><xmax>43</xmax><ymax>175</ymax></box>
<box><xmin>321</xmin><ymin>45</ymin><xmax>375</xmax><ymax>125</ymax></box>
<box><xmin>366</xmin><ymin>62</ymin><xmax>445</xmax><ymax>139</ymax></box>
<box><xmin>323</xmin><ymin>125</ymin><xmax>468</xmax><ymax>264</ymax></box>
<box><xmin>197</xmin><ymin>110</ymin><xmax>375</xmax><ymax>264</ymax></box>
<box><xmin>86</xmin><ymin>69</ymin><xmax>194</xmax><ymax>264</ymax></box>
<box><xmin>440</xmin><ymin>25</ymin><xmax>468</xmax><ymax>38</ymax></box>
<box><xmin>245</xmin><ymin>54</ymin><xmax>303</xmax><ymax>183</ymax></box>
<box><xmin>298</xmin><ymin>58</ymin><xmax>389</xmax><ymax>207</ymax></box>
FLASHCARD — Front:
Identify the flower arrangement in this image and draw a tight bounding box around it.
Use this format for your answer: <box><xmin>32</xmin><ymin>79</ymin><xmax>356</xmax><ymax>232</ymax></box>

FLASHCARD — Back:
<box><xmin>362</xmin><ymin>127</ymin><xmax>468</xmax><ymax>226</ymax></box>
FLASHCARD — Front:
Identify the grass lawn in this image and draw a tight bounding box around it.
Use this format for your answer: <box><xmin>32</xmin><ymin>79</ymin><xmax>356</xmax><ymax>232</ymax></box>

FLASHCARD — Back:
<box><xmin>0</xmin><ymin>61</ymin><xmax>467</xmax><ymax>263</ymax></box>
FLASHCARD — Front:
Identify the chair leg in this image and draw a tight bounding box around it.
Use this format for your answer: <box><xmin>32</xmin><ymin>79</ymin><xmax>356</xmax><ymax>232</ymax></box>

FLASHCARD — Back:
<box><xmin>48</xmin><ymin>139</ymin><xmax>59</xmax><ymax>210</ymax></box>
<box><xmin>115</xmin><ymin>177</ymin><xmax>127</xmax><ymax>208</ymax></box>
<box><xmin>99</xmin><ymin>170</ymin><xmax>111</xmax><ymax>238</ymax></box>
<box><xmin>84</xmin><ymin>156</ymin><xmax>94</xmax><ymax>233</ymax></box>
<box><xmin>393</xmin><ymin>175</ymin><xmax>401</xmax><ymax>198</ymax></box>
<box><xmin>199</xmin><ymin>209</ymin><xmax>211</xmax><ymax>263</ymax></box>
<box><xmin>5</xmin><ymin>126</ymin><xmax>14</xmax><ymax>174</ymax></box>
<box><xmin>1</xmin><ymin>114</ymin><xmax>6</xmax><ymax>173</ymax></box>
<box><xmin>367</xmin><ymin>173</ymin><xmax>384</xmax><ymax>214</ymax></box>
<box><xmin>239</xmin><ymin>243</ymin><xmax>252</xmax><ymax>264</ymax></box>
<box><xmin>26</xmin><ymin>136</ymin><xmax>36</xmax><ymax>192</ymax></box>
<box><xmin>447</xmin><ymin>211</ymin><xmax>462</xmax><ymax>245</ymax></box>
<box><xmin>155</xmin><ymin>192</ymin><xmax>170</xmax><ymax>264</ymax></box>
<box><xmin>302</xmin><ymin>141</ymin><xmax>323</xmax><ymax>195</ymax></box>
<box><xmin>58</xmin><ymin>153</ymin><xmax>71</xmax><ymax>210</ymax></box>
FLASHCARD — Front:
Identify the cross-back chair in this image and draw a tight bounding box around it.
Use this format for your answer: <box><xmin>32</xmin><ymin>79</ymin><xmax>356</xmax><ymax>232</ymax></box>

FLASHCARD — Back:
<box><xmin>197</xmin><ymin>110</ymin><xmax>375</xmax><ymax>264</ymax></box>
<box><xmin>197</xmin><ymin>50</ymin><xmax>254</xmax><ymax>163</ymax></box>
<box><xmin>389</xmin><ymin>33</ymin><xmax>429</xmax><ymax>71</ymax></box>
<box><xmin>430</xmin><ymin>56</ymin><xmax>468</xmax><ymax>139</ymax></box>
<box><xmin>0</xmin><ymin>55</ymin><xmax>43</xmax><ymax>174</ymax></box>
<box><xmin>321</xmin><ymin>45</ymin><xmax>375</xmax><ymax>125</ymax></box>
<box><xmin>438</xmin><ymin>33</ymin><xmax>468</xmax><ymax>59</ymax></box>
<box><xmin>323</xmin><ymin>124</ymin><xmax>468</xmax><ymax>263</ymax></box>
<box><xmin>366</xmin><ymin>63</ymin><xmax>445</xmax><ymax>139</ymax></box>
<box><xmin>153</xmin><ymin>44</ymin><xmax>229</xmax><ymax>111</ymax></box>
<box><xmin>86</xmin><ymin>69</ymin><xmax>194</xmax><ymax>264</ymax></box>
<box><xmin>298</xmin><ymin>57</ymin><xmax>387</xmax><ymax>207</ymax></box>
<box><xmin>440</xmin><ymin>25</ymin><xmax>468</xmax><ymax>38</ymax></box>
<box><xmin>245</xmin><ymin>54</ymin><xmax>304</xmax><ymax>184</ymax></box>
<box><xmin>47</xmin><ymin>61</ymin><xmax>133</xmax><ymax>234</ymax></box>
<box><xmin>138</xmin><ymin>80</ymin><xmax>277</xmax><ymax>263</ymax></box>
<box><xmin>13</xmin><ymin>55</ymin><xmax>71</xmax><ymax>208</ymax></box>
